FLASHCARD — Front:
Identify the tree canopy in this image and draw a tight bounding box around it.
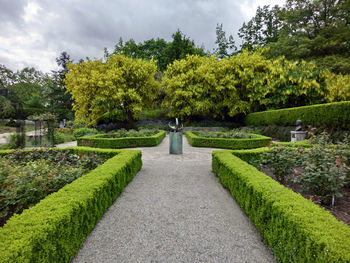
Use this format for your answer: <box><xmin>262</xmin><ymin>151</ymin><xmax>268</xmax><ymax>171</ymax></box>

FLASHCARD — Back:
<box><xmin>239</xmin><ymin>0</ymin><xmax>350</xmax><ymax>74</ymax></box>
<box><xmin>108</xmin><ymin>29</ymin><xmax>206</xmax><ymax>71</ymax></box>
<box><xmin>64</xmin><ymin>54</ymin><xmax>161</xmax><ymax>125</ymax></box>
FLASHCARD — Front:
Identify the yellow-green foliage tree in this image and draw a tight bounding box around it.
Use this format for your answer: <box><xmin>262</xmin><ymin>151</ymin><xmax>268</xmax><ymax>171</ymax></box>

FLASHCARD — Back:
<box><xmin>163</xmin><ymin>50</ymin><xmax>338</xmax><ymax>120</ymax></box>
<box><xmin>162</xmin><ymin>55</ymin><xmax>220</xmax><ymax>120</ymax></box>
<box><xmin>65</xmin><ymin>54</ymin><xmax>160</xmax><ymax>125</ymax></box>
<box><xmin>323</xmin><ymin>71</ymin><xmax>350</xmax><ymax>102</ymax></box>
<box><xmin>245</xmin><ymin>53</ymin><xmax>329</xmax><ymax>110</ymax></box>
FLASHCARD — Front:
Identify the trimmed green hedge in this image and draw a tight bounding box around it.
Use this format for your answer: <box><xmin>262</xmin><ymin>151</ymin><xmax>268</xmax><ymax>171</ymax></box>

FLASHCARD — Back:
<box><xmin>77</xmin><ymin>130</ymin><xmax>166</xmax><ymax>149</ymax></box>
<box><xmin>0</xmin><ymin>147</ymin><xmax>142</xmax><ymax>263</ymax></box>
<box><xmin>186</xmin><ymin>131</ymin><xmax>271</xmax><ymax>149</ymax></box>
<box><xmin>245</xmin><ymin>101</ymin><xmax>350</xmax><ymax>129</ymax></box>
<box><xmin>212</xmin><ymin>150</ymin><xmax>350</xmax><ymax>262</ymax></box>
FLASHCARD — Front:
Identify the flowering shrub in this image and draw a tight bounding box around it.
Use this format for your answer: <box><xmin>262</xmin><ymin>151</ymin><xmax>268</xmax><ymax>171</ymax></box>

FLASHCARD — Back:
<box><xmin>0</xmin><ymin>150</ymin><xmax>106</xmax><ymax>226</ymax></box>
<box><xmin>260</xmin><ymin>132</ymin><xmax>349</xmax><ymax>204</ymax></box>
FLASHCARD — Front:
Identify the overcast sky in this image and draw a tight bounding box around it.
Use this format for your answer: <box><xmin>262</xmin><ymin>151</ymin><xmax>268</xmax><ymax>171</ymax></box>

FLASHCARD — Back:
<box><xmin>0</xmin><ymin>0</ymin><xmax>285</xmax><ymax>73</ymax></box>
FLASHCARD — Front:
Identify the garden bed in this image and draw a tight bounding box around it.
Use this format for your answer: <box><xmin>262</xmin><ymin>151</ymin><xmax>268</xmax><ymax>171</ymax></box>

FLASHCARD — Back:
<box><xmin>0</xmin><ymin>149</ymin><xmax>107</xmax><ymax>226</ymax></box>
<box><xmin>77</xmin><ymin>129</ymin><xmax>166</xmax><ymax>149</ymax></box>
<box><xmin>0</xmin><ymin>147</ymin><xmax>142</xmax><ymax>263</ymax></box>
<box><xmin>213</xmin><ymin>149</ymin><xmax>350</xmax><ymax>262</ymax></box>
<box><xmin>186</xmin><ymin>130</ymin><xmax>271</xmax><ymax>149</ymax></box>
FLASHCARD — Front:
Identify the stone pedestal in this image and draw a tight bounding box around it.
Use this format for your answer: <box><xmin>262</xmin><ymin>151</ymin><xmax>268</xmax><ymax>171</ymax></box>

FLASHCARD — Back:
<box><xmin>169</xmin><ymin>132</ymin><xmax>183</xmax><ymax>154</ymax></box>
<box><xmin>291</xmin><ymin>131</ymin><xmax>306</xmax><ymax>142</ymax></box>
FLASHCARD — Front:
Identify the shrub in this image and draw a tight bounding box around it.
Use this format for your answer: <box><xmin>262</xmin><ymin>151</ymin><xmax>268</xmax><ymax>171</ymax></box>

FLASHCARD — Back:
<box><xmin>0</xmin><ymin>147</ymin><xmax>141</xmax><ymax>262</ymax></box>
<box><xmin>73</xmin><ymin>127</ymin><xmax>99</xmax><ymax>139</ymax></box>
<box><xmin>54</xmin><ymin>131</ymin><xmax>66</xmax><ymax>144</ymax></box>
<box><xmin>196</xmin><ymin>129</ymin><xmax>253</xmax><ymax>139</ymax></box>
<box><xmin>212</xmin><ymin>150</ymin><xmax>350</xmax><ymax>262</ymax></box>
<box><xmin>245</xmin><ymin>101</ymin><xmax>350</xmax><ymax>129</ymax></box>
<box><xmin>78</xmin><ymin>130</ymin><xmax>166</xmax><ymax>149</ymax></box>
<box><xmin>261</xmin><ymin>132</ymin><xmax>350</xmax><ymax>204</ymax></box>
<box><xmin>0</xmin><ymin>150</ymin><xmax>106</xmax><ymax>226</ymax></box>
<box><xmin>186</xmin><ymin>131</ymin><xmax>271</xmax><ymax>149</ymax></box>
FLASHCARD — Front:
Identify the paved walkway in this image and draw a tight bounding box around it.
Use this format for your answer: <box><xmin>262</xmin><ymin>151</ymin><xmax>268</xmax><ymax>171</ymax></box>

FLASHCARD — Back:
<box><xmin>72</xmin><ymin>135</ymin><xmax>275</xmax><ymax>262</ymax></box>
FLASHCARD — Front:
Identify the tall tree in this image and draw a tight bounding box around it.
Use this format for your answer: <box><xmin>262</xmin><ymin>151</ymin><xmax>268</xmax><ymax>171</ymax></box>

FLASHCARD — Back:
<box><xmin>50</xmin><ymin>51</ymin><xmax>74</xmax><ymax>119</ymax></box>
<box><xmin>109</xmin><ymin>30</ymin><xmax>206</xmax><ymax>72</ymax></box>
<box><xmin>64</xmin><ymin>54</ymin><xmax>161</xmax><ymax>125</ymax></box>
<box><xmin>238</xmin><ymin>0</ymin><xmax>350</xmax><ymax>74</ymax></box>
<box><xmin>215</xmin><ymin>23</ymin><xmax>237</xmax><ymax>58</ymax></box>
<box><xmin>238</xmin><ymin>5</ymin><xmax>283</xmax><ymax>50</ymax></box>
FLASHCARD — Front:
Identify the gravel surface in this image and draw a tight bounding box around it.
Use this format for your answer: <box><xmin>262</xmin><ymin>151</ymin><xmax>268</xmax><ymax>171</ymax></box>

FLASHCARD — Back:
<box><xmin>72</xmin><ymin>135</ymin><xmax>275</xmax><ymax>263</ymax></box>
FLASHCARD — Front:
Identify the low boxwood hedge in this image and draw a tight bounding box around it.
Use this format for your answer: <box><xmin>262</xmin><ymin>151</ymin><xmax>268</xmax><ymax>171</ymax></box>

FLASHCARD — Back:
<box><xmin>212</xmin><ymin>150</ymin><xmax>350</xmax><ymax>262</ymax></box>
<box><xmin>245</xmin><ymin>101</ymin><xmax>350</xmax><ymax>129</ymax></box>
<box><xmin>77</xmin><ymin>130</ymin><xmax>166</xmax><ymax>149</ymax></box>
<box><xmin>186</xmin><ymin>131</ymin><xmax>271</xmax><ymax>149</ymax></box>
<box><xmin>0</xmin><ymin>147</ymin><xmax>142</xmax><ymax>263</ymax></box>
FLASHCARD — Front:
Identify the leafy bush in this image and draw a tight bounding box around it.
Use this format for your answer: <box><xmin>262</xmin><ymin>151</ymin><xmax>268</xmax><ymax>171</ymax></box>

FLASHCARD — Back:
<box><xmin>101</xmin><ymin>129</ymin><xmax>159</xmax><ymax>138</ymax></box>
<box><xmin>73</xmin><ymin>127</ymin><xmax>99</xmax><ymax>139</ymax></box>
<box><xmin>0</xmin><ymin>148</ymin><xmax>141</xmax><ymax>263</ymax></box>
<box><xmin>54</xmin><ymin>131</ymin><xmax>66</xmax><ymax>144</ymax></box>
<box><xmin>0</xmin><ymin>149</ymin><xmax>106</xmax><ymax>226</ymax></box>
<box><xmin>196</xmin><ymin>129</ymin><xmax>253</xmax><ymax>139</ymax></box>
<box><xmin>78</xmin><ymin>130</ymin><xmax>166</xmax><ymax>149</ymax></box>
<box><xmin>6</xmin><ymin>133</ymin><xmax>19</xmax><ymax>149</ymax></box>
<box><xmin>186</xmin><ymin>131</ymin><xmax>271</xmax><ymax>149</ymax></box>
<box><xmin>260</xmin><ymin>132</ymin><xmax>349</xmax><ymax>204</ymax></box>
<box><xmin>65</xmin><ymin>54</ymin><xmax>161</xmax><ymax>125</ymax></box>
<box><xmin>213</xmin><ymin>150</ymin><xmax>350</xmax><ymax>262</ymax></box>
<box><xmin>245</xmin><ymin>101</ymin><xmax>350</xmax><ymax>129</ymax></box>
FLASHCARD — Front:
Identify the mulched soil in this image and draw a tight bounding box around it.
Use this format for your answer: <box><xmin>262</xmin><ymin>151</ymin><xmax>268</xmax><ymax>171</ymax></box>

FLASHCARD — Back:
<box><xmin>260</xmin><ymin>165</ymin><xmax>350</xmax><ymax>227</ymax></box>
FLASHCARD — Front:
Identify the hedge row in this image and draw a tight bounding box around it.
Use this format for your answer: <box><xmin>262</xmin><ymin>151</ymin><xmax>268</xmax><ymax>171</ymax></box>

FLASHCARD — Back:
<box><xmin>245</xmin><ymin>101</ymin><xmax>350</xmax><ymax>129</ymax></box>
<box><xmin>212</xmin><ymin>150</ymin><xmax>350</xmax><ymax>262</ymax></box>
<box><xmin>77</xmin><ymin>130</ymin><xmax>166</xmax><ymax>149</ymax></box>
<box><xmin>0</xmin><ymin>147</ymin><xmax>142</xmax><ymax>263</ymax></box>
<box><xmin>185</xmin><ymin>131</ymin><xmax>271</xmax><ymax>149</ymax></box>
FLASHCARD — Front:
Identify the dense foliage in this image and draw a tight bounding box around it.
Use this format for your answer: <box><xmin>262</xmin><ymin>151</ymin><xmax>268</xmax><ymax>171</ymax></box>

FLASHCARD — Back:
<box><xmin>213</xmin><ymin>149</ymin><xmax>350</xmax><ymax>262</ymax></box>
<box><xmin>0</xmin><ymin>148</ymin><xmax>141</xmax><ymax>263</ymax></box>
<box><xmin>65</xmin><ymin>54</ymin><xmax>161</xmax><ymax>126</ymax></box>
<box><xmin>245</xmin><ymin>101</ymin><xmax>350</xmax><ymax>129</ymax></box>
<box><xmin>260</xmin><ymin>132</ymin><xmax>349</xmax><ymax>204</ymax></box>
<box><xmin>196</xmin><ymin>130</ymin><xmax>253</xmax><ymax>139</ymax></box>
<box><xmin>239</xmin><ymin>0</ymin><xmax>350</xmax><ymax>74</ymax></box>
<box><xmin>0</xmin><ymin>150</ymin><xmax>106</xmax><ymax>226</ymax></box>
<box><xmin>108</xmin><ymin>30</ymin><xmax>207</xmax><ymax>71</ymax></box>
<box><xmin>186</xmin><ymin>131</ymin><xmax>271</xmax><ymax>149</ymax></box>
<box><xmin>163</xmin><ymin>50</ymin><xmax>349</xmax><ymax>121</ymax></box>
<box><xmin>99</xmin><ymin>128</ymin><xmax>159</xmax><ymax>138</ymax></box>
<box><xmin>78</xmin><ymin>130</ymin><xmax>166</xmax><ymax>149</ymax></box>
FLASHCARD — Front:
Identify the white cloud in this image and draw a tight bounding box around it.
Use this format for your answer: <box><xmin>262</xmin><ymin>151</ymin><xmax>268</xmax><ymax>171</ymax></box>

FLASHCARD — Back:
<box><xmin>0</xmin><ymin>0</ymin><xmax>286</xmax><ymax>73</ymax></box>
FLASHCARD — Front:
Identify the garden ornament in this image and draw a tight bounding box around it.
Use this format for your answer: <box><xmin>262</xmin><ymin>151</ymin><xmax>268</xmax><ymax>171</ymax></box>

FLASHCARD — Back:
<box><xmin>169</xmin><ymin>118</ymin><xmax>183</xmax><ymax>154</ymax></box>
<box><xmin>169</xmin><ymin>118</ymin><xmax>183</xmax><ymax>132</ymax></box>
<box><xmin>295</xmin><ymin>120</ymin><xmax>302</xmax><ymax>131</ymax></box>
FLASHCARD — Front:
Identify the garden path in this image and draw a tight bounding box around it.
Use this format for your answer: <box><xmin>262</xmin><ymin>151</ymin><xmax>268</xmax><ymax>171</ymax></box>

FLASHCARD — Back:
<box><xmin>72</xmin><ymin>135</ymin><xmax>275</xmax><ymax>262</ymax></box>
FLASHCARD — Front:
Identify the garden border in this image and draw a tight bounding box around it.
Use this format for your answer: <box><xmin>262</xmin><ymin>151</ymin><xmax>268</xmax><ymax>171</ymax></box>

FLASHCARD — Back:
<box><xmin>77</xmin><ymin>130</ymin><xmax>166</xmax><ymax>149</ymax></box>
<box><xmin>185</xmin><ymin>131</ymin><xmax>271</xmax><ymax>149</ymax></box>
<box><xmin>212</xmin><ymin>149</ymin><xmax>350</xmax><ymax>262</ymax></box>
<box><xmin>0</xmin><ymin>147</ymin><xmax>142</xmax><ymax>263</ymax></box>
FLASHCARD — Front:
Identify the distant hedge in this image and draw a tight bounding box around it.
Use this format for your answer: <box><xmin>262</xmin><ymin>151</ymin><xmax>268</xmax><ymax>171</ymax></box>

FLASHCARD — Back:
<box><xmin>212</xmin><ymin>150</ymin><xmax>350</xmax><ymax>262</ymax></box>
<box><xmin>185</xmin><ymin>131</ymin><xmax>271</xmax><ymax>149</ymax></box>
<box><xmin>0</xmin><ymin>147</ymin><xmax>142</xmax><ymax>263</ymax></box>
<box><xmin>77</xmin><ymin>130</ymin><xmax>166</xmax><ymax>149</ymax></box>
<box><xmin>245</xmin><ymin>101</ymin><xmax>350</xmax><ymax>129</ymax></box>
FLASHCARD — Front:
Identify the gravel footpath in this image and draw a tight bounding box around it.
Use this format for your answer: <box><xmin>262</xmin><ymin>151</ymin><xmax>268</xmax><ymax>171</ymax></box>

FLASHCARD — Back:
<box><xmin>72</xmin><ymin>135</ymin><xmax>275</xmax><ymax>263</ymax></box>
